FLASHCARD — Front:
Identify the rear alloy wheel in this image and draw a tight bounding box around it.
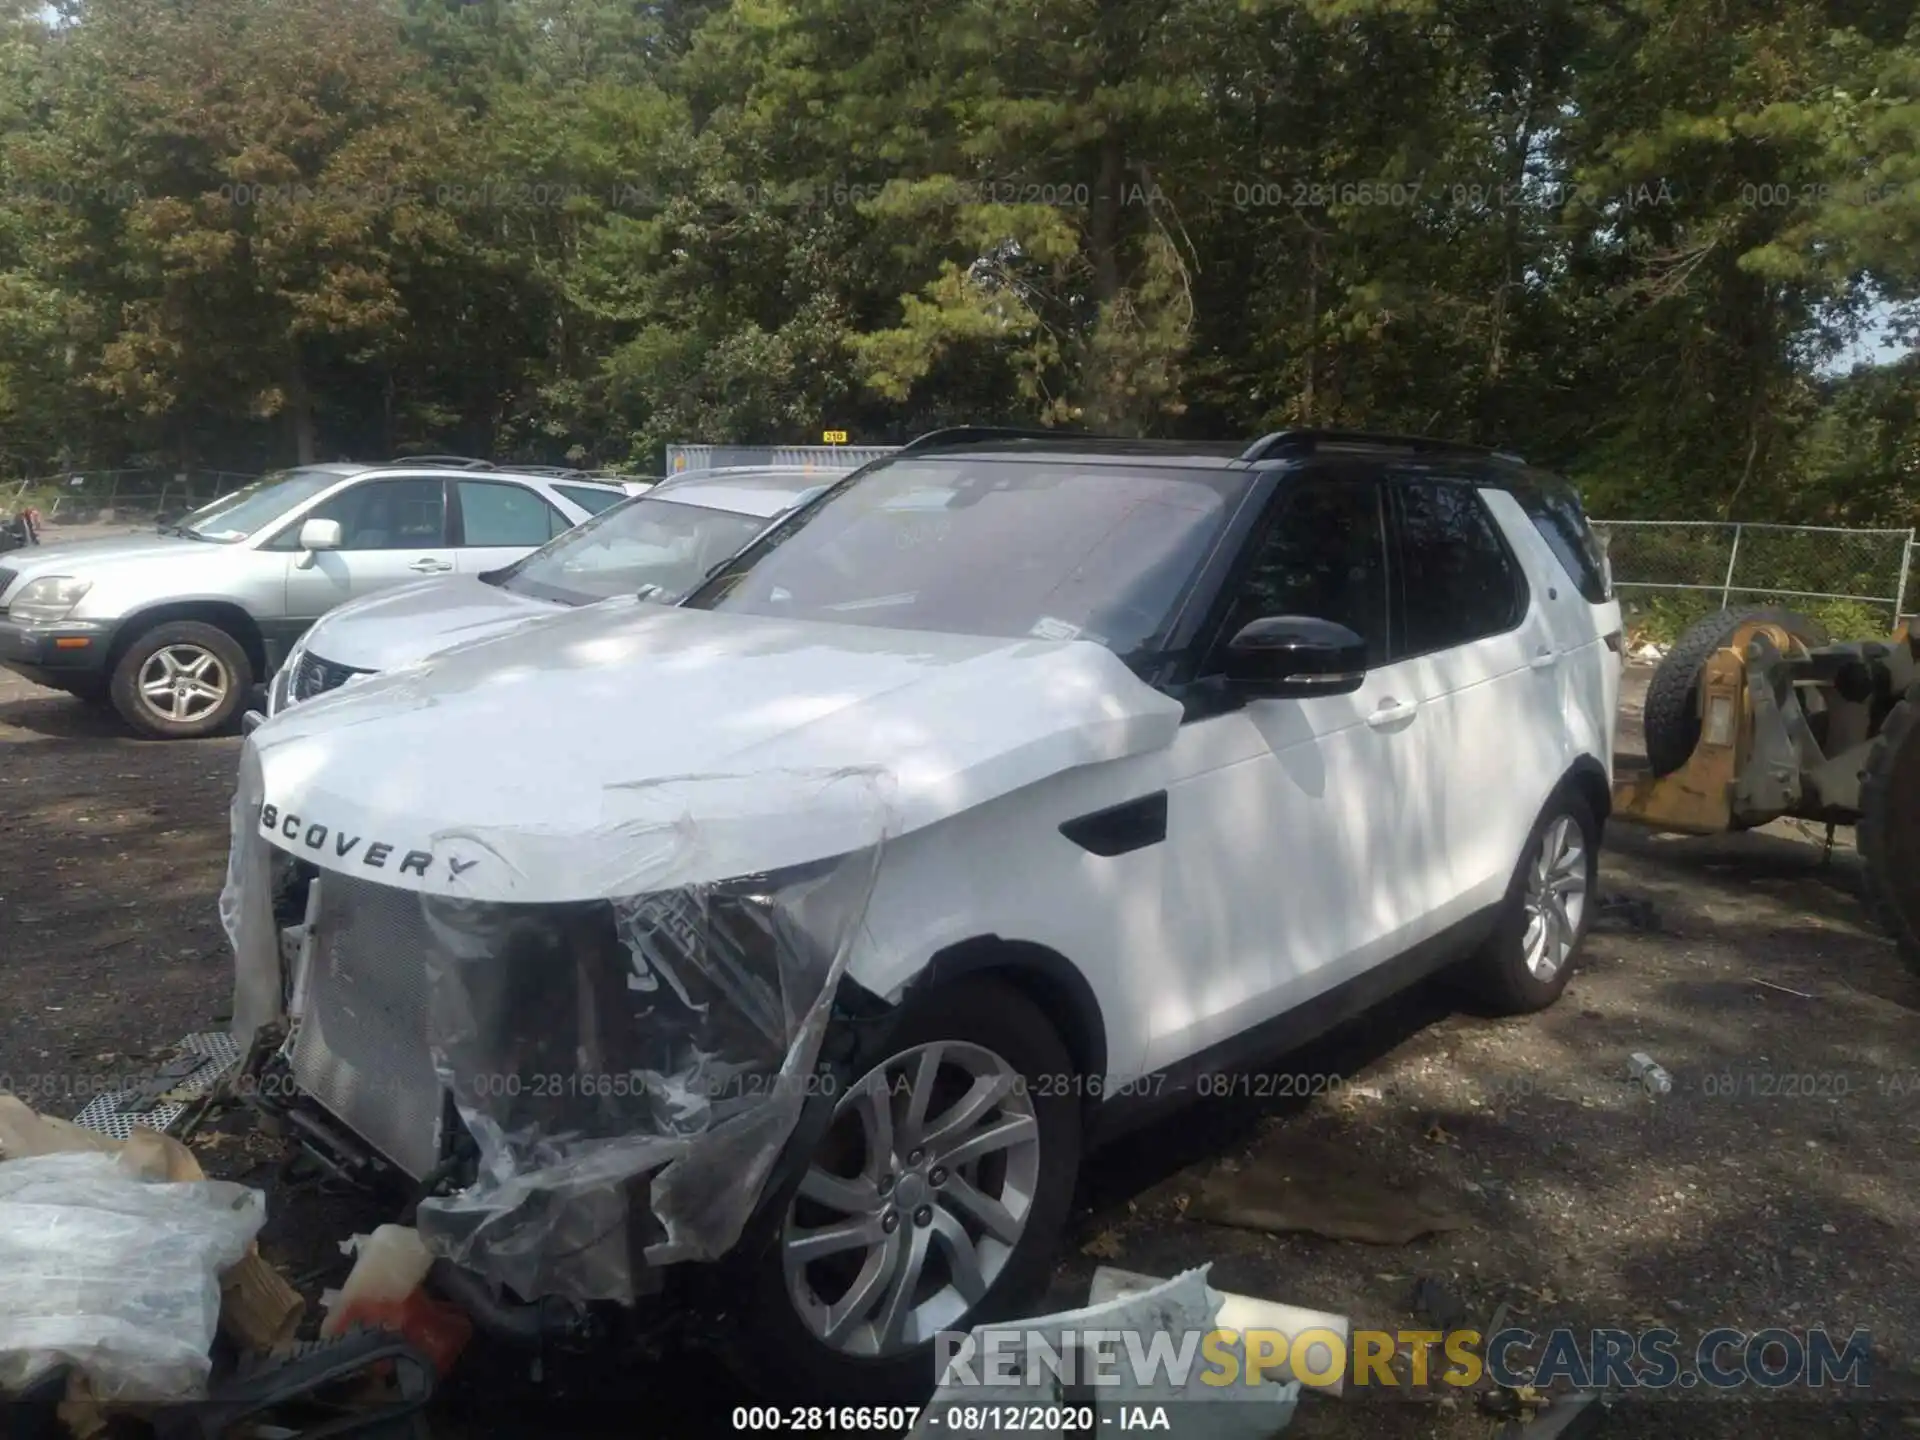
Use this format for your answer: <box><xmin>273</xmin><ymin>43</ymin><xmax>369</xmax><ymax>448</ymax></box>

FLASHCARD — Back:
<box><xmin>1522</xmin><ymin>813</ymin><xmax>1590</xmax><ymax>983</ymax></box>
<box><xmin>1467</xmin><ymin>791</ymin><xmax>1599</xmax><ymax>1014</ymax></box>
<box><xmin>732</xmin><ymin>977</ymin><xmax>1080</xmax><ymax>1403</ymax></box>
<box><xmin>109</xmin><ymin>620</ymin><xmax>253</xmax><ymax>739</ymax></box>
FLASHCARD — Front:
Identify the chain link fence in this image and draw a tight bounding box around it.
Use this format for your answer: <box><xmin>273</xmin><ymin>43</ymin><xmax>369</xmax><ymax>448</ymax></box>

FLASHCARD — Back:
<box><xmin>3</xmin><ymin>469</ymin><xmax>259</xmax><ymax>523</ymax></box>
<box><xmin>1592</xmin><ymin>519</ymin><xmax>1916</xmax><ymax>641</ymax></box>
<box><xmin>666</xmin><ymin>444</ymin><xmax>899</xmax><ymax>475</ymax></box>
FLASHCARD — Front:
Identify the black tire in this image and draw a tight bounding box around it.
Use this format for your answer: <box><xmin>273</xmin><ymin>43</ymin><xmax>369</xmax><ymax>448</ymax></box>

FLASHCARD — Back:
<box><xmin>1859</xmin><ymin>680</ymin><xmax>1920</xmax><ymax>978</ymax></box>
<box><xmin>109</xmin><ymin>620</ymin><xmax>254</xmax><ymax>739</ymax></box>
<box><xmin>725</xmin><ymin>976</ymin><xmax>1082</xmax><ymax>1405</ymax></box>
<box><xmin>1642</xmin><ymin>606</ymin><xmax>1829</xmax><ymax>776</ymax></box>
<box><xmin>1464</xmin><ymin>790</ymin><xmax>1600</xmax><ymax>1015</ymax></box>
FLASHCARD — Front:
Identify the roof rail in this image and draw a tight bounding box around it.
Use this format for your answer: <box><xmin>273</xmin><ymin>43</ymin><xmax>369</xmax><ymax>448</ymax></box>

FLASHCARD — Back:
<box><xmin>1240</xmin><ymin>430</ymin><xmax>1522</xmax><ymax>465</ymax></box>
<box><xmin>899</xmin><ymin>426</ymin><xmax>1093</xmax><ymax>453</ymax></box>
<box><xmin>378</xmin><ymin>454</ymin><xmax>495</xmax><ymax>471</ymax></box>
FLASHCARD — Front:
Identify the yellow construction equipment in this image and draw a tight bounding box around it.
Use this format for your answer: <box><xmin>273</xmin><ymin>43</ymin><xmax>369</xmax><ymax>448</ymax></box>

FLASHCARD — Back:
<box><xmin>1612</xmin><ymin>607</ymin><xmax>1920</xmax><ymax>974</ymax></box>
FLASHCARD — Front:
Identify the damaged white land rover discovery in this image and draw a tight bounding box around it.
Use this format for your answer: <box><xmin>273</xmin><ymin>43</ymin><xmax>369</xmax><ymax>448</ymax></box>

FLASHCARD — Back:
<box><xmin>221</xmin><ymin>427</ymin><xmax>1621</xmax><ymax>1402</ymax></box>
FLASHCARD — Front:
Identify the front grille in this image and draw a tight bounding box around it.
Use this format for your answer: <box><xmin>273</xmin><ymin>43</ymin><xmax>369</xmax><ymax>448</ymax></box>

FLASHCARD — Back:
<box><xmin>288</xmin><ymin>869</ymin><xmax>446</xmax><ymax>1179</ymax></box>
<box><xmin>291</xmin><ymin>650</ymin><xmax>371</xmax><ymax>703</ymax></box>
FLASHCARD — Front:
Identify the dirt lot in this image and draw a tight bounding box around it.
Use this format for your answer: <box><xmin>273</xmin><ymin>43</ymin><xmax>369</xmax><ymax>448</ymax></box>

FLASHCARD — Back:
<box><xmin>3</xmin><ymin>645</ymin><xmax>1919</xmax><ymax>1437</ymax></box>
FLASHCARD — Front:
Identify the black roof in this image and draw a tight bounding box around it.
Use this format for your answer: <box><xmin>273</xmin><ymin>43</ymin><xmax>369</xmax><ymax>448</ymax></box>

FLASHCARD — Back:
<box><xmin>899</xmin><ymin>425</ymin><xmax>1525</xmax><ymax>468</ymax></box>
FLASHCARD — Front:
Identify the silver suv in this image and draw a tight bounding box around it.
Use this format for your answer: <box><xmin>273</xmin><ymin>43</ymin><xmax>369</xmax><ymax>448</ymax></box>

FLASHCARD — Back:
<box><xmin>0</xmin><ymin>460</ymin><xmax>636</xmax><ymax>738</ymax></box>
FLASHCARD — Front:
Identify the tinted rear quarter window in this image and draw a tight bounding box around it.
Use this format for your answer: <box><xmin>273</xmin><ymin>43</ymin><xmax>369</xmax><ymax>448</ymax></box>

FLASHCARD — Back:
<box><xmin>1512</xmin><ymin>475</ymin><xmax>1611</xmax><ymax>604</ymax></box>
<box><xmin>1391</xmin><ymin>479</ymin><xmax>1526</xmax><ymax>657</ymax></box>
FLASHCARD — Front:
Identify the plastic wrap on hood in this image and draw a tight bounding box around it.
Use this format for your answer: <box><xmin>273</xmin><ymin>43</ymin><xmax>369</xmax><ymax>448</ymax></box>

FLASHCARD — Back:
<box><xmin>404</xmin><ymin>767</ymin><xmax>891</xmax><ymax>1306</ymax></box>
<box><xmin>220</xmin><ymin>738</ymin><xmax>280</xmax><ymax>1045</ymax></box>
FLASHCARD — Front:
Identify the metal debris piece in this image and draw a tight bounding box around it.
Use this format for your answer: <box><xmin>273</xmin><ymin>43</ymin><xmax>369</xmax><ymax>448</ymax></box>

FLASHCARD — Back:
<box><xmin>1626</xmin><ymin>1053</ymin><xmax>1671</xmax><ymax>1095</ymax></box>
<box><xmin>72</xmin><ymin>1033</ymin><xmax>244</xmax><ymax>1142</ymax></box>
<box><xmin>1498</xmin><ymin>1389</ymin><xmax>1610</xmax><ymax>1438</ymax></box>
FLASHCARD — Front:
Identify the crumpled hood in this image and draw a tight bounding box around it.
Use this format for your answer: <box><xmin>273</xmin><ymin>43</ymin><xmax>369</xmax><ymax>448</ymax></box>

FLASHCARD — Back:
<box><xmin>245</xmin><ymin>603</ymin><xmax>1183</xmax><ymax>902</ymax></box>
<box><xmin>299</xmin><ymin>575</ymin><xmax>565</xmax><ymax>673</ymax></box>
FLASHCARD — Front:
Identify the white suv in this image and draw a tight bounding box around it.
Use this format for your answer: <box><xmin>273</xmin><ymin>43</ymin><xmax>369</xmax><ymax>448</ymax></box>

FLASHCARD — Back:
<box><xmin>227</xmin><ymin>428</ymin><xmax>1622</xmax><ymax>1403</ymax></box>
<box><xmin>0</xmin><ymin>459</ymin><xmax>635</xmax><ymax>738</ymax></box>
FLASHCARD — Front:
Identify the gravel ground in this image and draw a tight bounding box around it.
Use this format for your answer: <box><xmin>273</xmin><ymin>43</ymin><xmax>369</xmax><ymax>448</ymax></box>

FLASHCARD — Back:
<box><xmin>2</xmin><ymin>646</ymin><xmax>1918</xmax><ymax>1438</ymax></box>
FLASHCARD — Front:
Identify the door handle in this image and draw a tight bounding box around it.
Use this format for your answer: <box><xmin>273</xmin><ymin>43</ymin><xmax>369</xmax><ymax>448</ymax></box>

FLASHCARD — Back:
<box><xmin>409</xmin><ymin>559</ymin><xmax>453</xmax><ymax>573</ymax></box>
<box><xmin>1530</xmin><ymin>645</ymin><xmax>1559</xmax><ymax>671</ymax></box>
<box><xmin>1365</xmin><ymin>697</ymin><xmax>1420</xmax><ymax>730</ymax></box>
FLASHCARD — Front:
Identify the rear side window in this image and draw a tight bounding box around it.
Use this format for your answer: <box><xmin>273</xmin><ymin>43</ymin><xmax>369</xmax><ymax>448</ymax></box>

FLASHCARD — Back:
<box><xmin>458</xmin><ymin>480</ymin><xmax>570</xmax><ymax>545</ymax></box>
<box><xmin>1390</xmin><ymin>480</ymin><xmax>1526</xmax><ymax>657</ymax></box>
<box><xmin>556</xmin><ymin>483</ymin><xmax>627</xmax><ymax>517</ymax></box>
<box><xmin>1513</xmin><ymin>476</ymin><xmax>1611</xmax><ymax>604</ymax></box>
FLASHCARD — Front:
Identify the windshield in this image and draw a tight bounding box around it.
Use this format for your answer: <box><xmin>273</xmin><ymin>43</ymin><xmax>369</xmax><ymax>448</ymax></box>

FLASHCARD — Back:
<box><xmin>174</xmin><ymin>467</ymin><xmax>347</xmax><ymax>542</ymax></box>
<box><xmin>682</xmin><ymin>458</ymin><xmax>1235</xmax><ymax>655</ymax></box>
<box><xmin>494</xmin><ymin>493</ymin><xmax>776</xmax><ymax>606</ymax></box>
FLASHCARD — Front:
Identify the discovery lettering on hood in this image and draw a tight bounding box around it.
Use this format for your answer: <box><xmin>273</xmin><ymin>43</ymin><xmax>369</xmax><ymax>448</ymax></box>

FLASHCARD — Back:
<box><xmin>256</xmin><ymin>801</ymin><xmax>477</xmax><ymax>881</ymax></box>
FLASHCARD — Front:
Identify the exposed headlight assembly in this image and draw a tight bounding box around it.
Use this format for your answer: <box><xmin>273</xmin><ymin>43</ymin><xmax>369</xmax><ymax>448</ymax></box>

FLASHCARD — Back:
<box><xmin>267</xmin><ymin>629</ymin><xmax>314</xmax><ymax>716</ymax></box>
<box><xmin>8</xmin><ymin>576</ymin><xmax>93</xmax><ymax>623</ymax></box>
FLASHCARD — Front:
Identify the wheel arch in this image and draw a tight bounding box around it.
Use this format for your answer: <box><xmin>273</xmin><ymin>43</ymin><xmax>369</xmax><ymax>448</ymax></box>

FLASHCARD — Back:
<box><xmin>1561</xmin><ymin>753</ymin><xmax>1611</xmax><ymax>825</ymax></box>
<box><xmin>917</xmin><ymin>935</ymin><xmax>1109</xmax><ymax>1095</ymax></box>
<box><xmin>105</xmin><ymin>599</ymin><xmax>267</xmax><ymax>679</ymax></box>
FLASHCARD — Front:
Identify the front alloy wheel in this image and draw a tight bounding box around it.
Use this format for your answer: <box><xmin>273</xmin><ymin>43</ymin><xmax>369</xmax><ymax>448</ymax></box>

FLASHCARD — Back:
<box><xmin>783</xmin><ymin>1040</ymin><xmax>1041</xmax><ymax>1357</ymax></box>
<box><xmin>137</xmin><ymin>643</ymin><xmax>230</xmax><ymax>726</ymax></box>
<box><xmin>731</xmin><ymin>976</ymin><xmax>1080</xmax><ymax>1404</ymax></box>
<box><xmin>109</xmin><ymin>619</ymin><xmax>254</xmax><ymax>739</ymax></box>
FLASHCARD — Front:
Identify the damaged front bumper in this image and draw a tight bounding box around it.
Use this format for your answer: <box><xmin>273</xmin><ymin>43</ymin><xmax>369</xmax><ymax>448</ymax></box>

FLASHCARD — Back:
<box><xmin>221</xmin><ymin>745</ymin><xmax>894</xmax><ymax>1326</ymax></box>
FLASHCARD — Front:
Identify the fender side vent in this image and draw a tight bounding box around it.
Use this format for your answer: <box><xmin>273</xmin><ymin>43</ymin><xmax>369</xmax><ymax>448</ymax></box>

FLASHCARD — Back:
<box><xmin>1059</xmin><ymin>791</ymin><xmax>1169</xmax><ymax>857</ymax></box>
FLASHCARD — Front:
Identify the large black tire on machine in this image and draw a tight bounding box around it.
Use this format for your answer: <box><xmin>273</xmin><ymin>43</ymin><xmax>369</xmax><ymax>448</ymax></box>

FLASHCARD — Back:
<box><xmin>1641</xmin><ymin>606</ymin><xmax>1829</xmax><ymax>777</ymax></box>
<box><xmin>1859</xmin><ymin>679</ymin><xmax>1920</xmax><ymax>979</ymax></box>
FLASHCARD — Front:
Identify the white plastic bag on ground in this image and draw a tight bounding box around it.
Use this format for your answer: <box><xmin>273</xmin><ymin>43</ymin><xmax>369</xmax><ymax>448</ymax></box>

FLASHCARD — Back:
<box><xmin>913</xmin><ymin>1267</ymin><xmax>1301</xmax><ymax>1440</ymax></box>
<box><xmin>0</xmin><ymin>1151</ymin><xmax>266</xmax><ymax>1402</ymax></box>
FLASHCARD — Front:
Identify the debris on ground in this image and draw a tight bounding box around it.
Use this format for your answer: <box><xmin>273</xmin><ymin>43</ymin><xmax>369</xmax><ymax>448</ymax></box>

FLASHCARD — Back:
<box><xmin>914</xmin><ymin>1266</ymin><xmax>1302</xmax><ymax>1439</ymax></box>
<box><xmin>0</xmin><ymin>1147</ymin><xmax>265</xmax><ymax>1402</ymax></box>
<box><xmin>1497</xmin><ymin>1388</ymin><xmax>1610</xmax><ymax>1437</ymax></box>
<box><xmin>150</xmin><ymin>1326</ymin><xmax>437</xmax><ymax>1440</ymax></box>
<box><xmin>1588</xmin><ymin>891</ymin><xmax>1663</xmax><ymax>934</ymax></box>
<box><xmin>320</xmin><ymin>1225</ymin><xmax>472</xmax><ymax>1378</ymax></box>
<box><xmin>1090</xmin><ymin>1265</ymin><xmax>1350</xmax><ymax>1395</ymax></box>
<box><xmin>0</xmin><ymin>1094</ymin><xmax>121</xmax><ymax>1162</ymax></box>
<box><xmin>1409</xmin><ymin>1275</ymin><xmax>1468</xmax><ymax>1334</ymax></box>
<box><xmin>1186</xmin><ymin>1136</ymin><xmax>1469</xmax><ymax>1245</ymax></box>
<box><xmin>1625</xmin><ymin>1052</ymin><xmax>1672</xmax><ymax>1095</ymax></box>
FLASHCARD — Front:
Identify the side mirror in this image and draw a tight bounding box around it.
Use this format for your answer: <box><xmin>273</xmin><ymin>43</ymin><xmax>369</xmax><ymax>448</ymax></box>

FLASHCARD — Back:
<box><xmin>1222</xmin><ymin>616</ymin><xmax>1368</xmax><ymax>699</ymax></box>
<box><xmin>293</xmin><ymin>518</ymin><xmax>342</xmax><ymax>569</ymax></box>
<box><xmin>299</xmin><ymin>517</ymin><xmax>343</xmax><ymax>552</ymax></box>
